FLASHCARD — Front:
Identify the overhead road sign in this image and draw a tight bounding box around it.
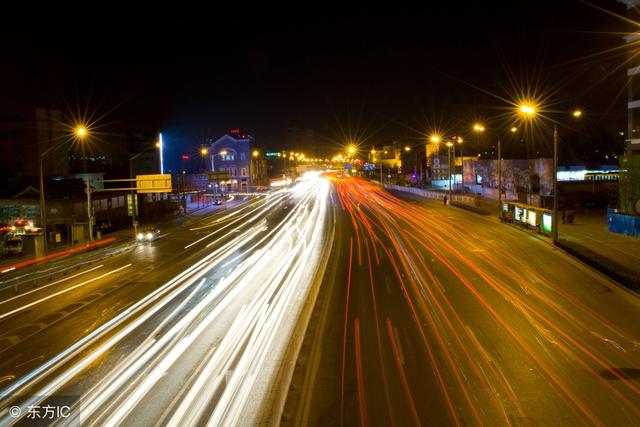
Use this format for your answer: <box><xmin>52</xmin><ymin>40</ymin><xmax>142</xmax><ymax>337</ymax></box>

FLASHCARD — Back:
<box><xmin>136</xmin><ymin>174</ymin><xmax>172</xmax><ymax>193</ymax></box>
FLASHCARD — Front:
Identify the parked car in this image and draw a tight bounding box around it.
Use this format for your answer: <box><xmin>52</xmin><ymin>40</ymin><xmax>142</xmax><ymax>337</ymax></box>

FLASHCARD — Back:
<box><xmin>4</xmin><ymin>238</ymin><xmax>23</xmax><ymax>257</ymax></box>
<box><xmin>137</xmin><ymin>227</ymin><xmax>160</xmax><ymax>242</ymax></box>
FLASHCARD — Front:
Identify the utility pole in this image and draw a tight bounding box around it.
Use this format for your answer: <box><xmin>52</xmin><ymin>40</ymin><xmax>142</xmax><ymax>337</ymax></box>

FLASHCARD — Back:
<box><xmin>498</xmin><ymin>137</ymin><xmax>502</xmax><ymax>209</ymax></box>
<box><xmin>552</xmin><ymin>125</ymin><xmax>558</xmax><ymax>242</ymax></box>
<box><xmin>85</xmin><ymin>179</ymin><xmax>94</xmax><ymax>242</ymax></box>
<box><xmin>129</xmin><ymin>153</ymin><xmax>143</xmax><ymax>238</ymax></box>
<box><xmin>448</xmin><ymin>144</ymin><xmax>452</xmax><ymax>202</ymax></box>
<box><xmin>39</xmin><ymin>157</ymin><xmax>47</xmax><ymax>253</ymax></box>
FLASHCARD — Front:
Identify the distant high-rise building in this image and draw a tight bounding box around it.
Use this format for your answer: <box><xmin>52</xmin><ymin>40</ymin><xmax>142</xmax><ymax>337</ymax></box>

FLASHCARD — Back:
<box><xmin>618</xmin><ymin>0</ymin><xmax>640</xmax><ymax>215</ymax></box>
<box><xmin>623</xmin><ymin>0</ymin><xmax>640</xmax><ymax>154</ymax></box>
<box><xmin>0</xmin><ymin>109</ymin><xmax>67</xmax><ymax>196</ymax></box>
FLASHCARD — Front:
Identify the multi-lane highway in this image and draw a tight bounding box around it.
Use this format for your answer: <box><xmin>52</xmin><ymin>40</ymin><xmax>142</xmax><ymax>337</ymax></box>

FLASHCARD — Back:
<box><xmin>285</xmin><ymin>175</ymin><xmax>640</xmax><ymax>426</ymax></box>
<box><xmin>0</xmin><ymin>173</ymin><xmax>332</xmax><ymax>426</ymax></box>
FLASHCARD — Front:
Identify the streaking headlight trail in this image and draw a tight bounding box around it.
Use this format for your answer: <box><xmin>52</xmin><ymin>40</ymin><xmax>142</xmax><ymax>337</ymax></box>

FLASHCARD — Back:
<box><xmin>0</xmin><ymin>173</ymin><xmax>332</xmax><ymax>427</ymax></box>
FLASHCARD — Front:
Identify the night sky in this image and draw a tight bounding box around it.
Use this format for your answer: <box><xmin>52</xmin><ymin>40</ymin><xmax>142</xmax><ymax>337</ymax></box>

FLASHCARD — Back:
<box><xmin>0</xmin><ymin>1</ymin><xmax>631</xmax><ymax>165</ymax></box>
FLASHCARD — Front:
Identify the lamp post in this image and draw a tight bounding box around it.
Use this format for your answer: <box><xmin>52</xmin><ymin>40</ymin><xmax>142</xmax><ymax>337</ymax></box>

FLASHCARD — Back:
<box><xmin>85</xmin><ymin>178</ymin><xmax>94</xmax><ymax>242</ymax></box>
<box><xmin>516</xmin><ymin>103</ymin><xmax>582</xmax><ymax>243</ymax></box>
<box><xmin>453</xmin><ymin>136</ymin><xmax>464</xmax><ymax>192</ymax></box>
<box><xmin>39</xmin><ymin>143</ymin><xmax>64</xmax><ymax>254</ymax></box>
<box><xmin>129</xmin><ymin>152</ymin><xmax>145</xmax><ymax>237</ymax></box>
<box><xmin>552</xmin><ymin>125</ymin><xmax>559</xmax><ymax>241</ymax></box>
<box><xmin>498</xmin><ymin>137</ymin><xmax>502</xmax><ymax>208</ymax></box>
<box><xmin>446</xmin><ymin>141</ymin><xmax>453</xmax><ymax>202</ymax></box>
<box><xmin>39</xmin><ymin>126</ymin><xmax>88</xmax><ymax>254</ymax></box>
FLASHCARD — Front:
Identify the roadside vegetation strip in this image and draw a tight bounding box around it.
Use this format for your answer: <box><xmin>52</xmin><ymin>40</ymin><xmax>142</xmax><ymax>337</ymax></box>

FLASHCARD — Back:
<box><xmin>0</xmin><ymin>237</ymin><xmax>117</xmax><ymax>275</ymax></box>
<box><xmin>555</xmin><ymin>239</ymin><xmax>640</xmax><ymax>292</ymax></box>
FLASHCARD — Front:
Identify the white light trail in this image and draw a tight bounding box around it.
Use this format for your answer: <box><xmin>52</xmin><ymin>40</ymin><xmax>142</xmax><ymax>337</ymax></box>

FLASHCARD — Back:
<box><xmin>0</xmin><ymin>173</ymin><xmax>332</xmax><ymax>427</ymax></box>
<box><xmin>0</xmin><ymin>264</ymin><xmax>127</xmax><ymax>322</ymax></box>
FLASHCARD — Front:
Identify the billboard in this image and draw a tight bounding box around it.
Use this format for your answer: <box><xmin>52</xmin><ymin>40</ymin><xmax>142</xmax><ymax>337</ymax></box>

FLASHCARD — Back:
<box><xmin>136</xmin><ymin>174</ymin><xmax>172</xmax><ymax>193</ymax></box>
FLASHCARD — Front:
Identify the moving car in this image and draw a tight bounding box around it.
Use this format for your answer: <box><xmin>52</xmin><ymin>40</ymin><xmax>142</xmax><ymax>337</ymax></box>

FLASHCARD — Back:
<box><xmin>137</xmin><ymin>227</ymin><xmax>160</xmax><ymax>242</ymax></box>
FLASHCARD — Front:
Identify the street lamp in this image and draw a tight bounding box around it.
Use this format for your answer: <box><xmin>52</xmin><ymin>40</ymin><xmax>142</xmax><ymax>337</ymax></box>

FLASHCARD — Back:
<box><xmin>75</xmin><ymin>126</ymin><xmax>87</xmax><ymax>137</ymax></box>
<box><xmin>39</xmin><ymin>126</ymin><xmax>89</xmax><ymax>254</ymax></box>
<box><xmin>446</xmin><ymin>141</ymin><xmax>454</xmax><ymax>202</ymax></box>
<box><xmin>455</xmin><ymin>136</ymin><xmax>465</xmax><ymax>192</ymax></box>
<box><xmin>473</xmin><ymin>123</ymin><xmax>485</xmax><ymax>133</ymax></box>
<box><xmin>519</xmin><ymin>103</ymin><xmax>536</xmax><ymax>117</ymax></box>
<box><xmin>157</xmin><ymin>133</ymin><xmax>165</xmax><ymax>175</ymax></box>
<box><xmin>515</xmin><ymin>103</ymin><xmax>582</xmax><ymax>242</ymax></box>
<box><xmin>472</xmin><ymin>124</ymin><xmax>487</xmax><ymax>192</ymax></box>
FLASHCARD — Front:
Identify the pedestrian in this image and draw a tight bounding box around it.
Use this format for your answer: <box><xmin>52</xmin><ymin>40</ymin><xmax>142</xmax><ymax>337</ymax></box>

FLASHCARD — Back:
<box><xmin>443</xmin><ymin>195</ymin><xmax>448</xmax><ymax>205</ymax></box>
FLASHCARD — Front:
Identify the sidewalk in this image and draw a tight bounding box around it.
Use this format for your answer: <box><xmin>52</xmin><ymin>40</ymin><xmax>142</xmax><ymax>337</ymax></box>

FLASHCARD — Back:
<box><xmin>557</xmin><ymin>209</ymin><xmax>640</xmax><ymax>279</ymax></box>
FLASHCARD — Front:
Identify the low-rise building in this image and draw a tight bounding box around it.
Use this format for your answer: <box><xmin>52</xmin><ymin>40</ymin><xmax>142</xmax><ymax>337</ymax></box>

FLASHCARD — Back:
<box><xmin>207</xmin><ymin>130</ymin><xmax>268</xmax><ymax>191</ymax></box>
<box><xmin>367</xmin><ymin>141</ymin><xmax>402</xmax><ymax>180</ymax></box>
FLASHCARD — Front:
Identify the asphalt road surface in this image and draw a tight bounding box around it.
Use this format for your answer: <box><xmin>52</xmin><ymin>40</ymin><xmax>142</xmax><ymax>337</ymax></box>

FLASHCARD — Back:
<box><xmin>284</xmin><ymin>176</ymin><xmax>640</xmax><ymax>426</ymax></box>
<box><xmin>0</xmin><ymin>174</ymin><xmax>332</xmax><ymax>426</ymax></box>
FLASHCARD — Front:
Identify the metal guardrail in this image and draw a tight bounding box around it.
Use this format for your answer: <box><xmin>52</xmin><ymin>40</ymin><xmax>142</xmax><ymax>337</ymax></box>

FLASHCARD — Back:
<box><xmin>383</xmin><ymin>184</ymin><xmax>477</xmax><ymax>206</ymax></box>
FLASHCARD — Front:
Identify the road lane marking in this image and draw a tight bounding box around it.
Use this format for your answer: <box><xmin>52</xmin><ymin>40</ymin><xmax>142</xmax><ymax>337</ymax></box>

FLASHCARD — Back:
<box><xmin>393</xmin><ymin>326</ymin><xmax>405</xmax><ymax>364</ymax></box>
<box><xmin>0</xmin><ymin>264</ymin><xmax>131</xmax><ymax>322</ymax></box>
<box><xmin>0</xmin><ymin>265</ymin><xmax>104</xmax><ymax>307</ymax></box>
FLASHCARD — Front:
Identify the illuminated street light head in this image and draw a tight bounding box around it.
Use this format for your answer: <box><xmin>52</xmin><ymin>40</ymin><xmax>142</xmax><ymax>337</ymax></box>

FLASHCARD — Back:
<box><xmin>347</xmin><ymin>145</ymin><xmax>357</xmax><ymax>155</ymax></box>
<box><xmin>510</xmin><ymin>126</ymin><xmax>518</xmax><ymax>133</ymax></box>
<box><xmin>404</xmin><ymin>146</ymin><xmax>411</xmax><ymax>151</ymax></box>
<box><xmin>75</xmin><ymin>126</ymin><xmax>88</xmax><ymax>137</ymax></box>
<box><xmin>200</xmin><ymin>148</ymin><xmax>208</xmax><ymax>156</ymax></box>
<box><xmin>155</xmin><ymin>141</ymin><xmax>161</xmax><ymax>148</ymax></box>
<box><xmin>572</xmin><ymin>109</ymin><xmax>583</xmax><ymax>118</ymax></box>
<box><xmin>518</xmin><ymin>103</ymin><xmax>537</xmax><ymax>118</ymax></box>
<box><xmin>446</xmin><ymin>142</ymin><xmax>454</xmax><ymax>147</ymax></box>
<box><xmin>472</xmin><ymin>123</ymin><xmax>485</xmax><ymax>132</ymax></box>
<box><xmin>371</xmin><ymin>149</ymin><xmax>376</xmax><ymax>154</ymax></box>
<box><xmin>252</xmin><ymin>149</ymin><xmax>260</xmax><ymax>157</ymax></box>
<box><xmin>430</xmin><ymin>135</ymin><xmax>441</xmax><ymax>143</ymax></box>
<box><xmin>457</xmin><ymin>137</ymin><xmax>464</xmax><ymax>143</ymax></box>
